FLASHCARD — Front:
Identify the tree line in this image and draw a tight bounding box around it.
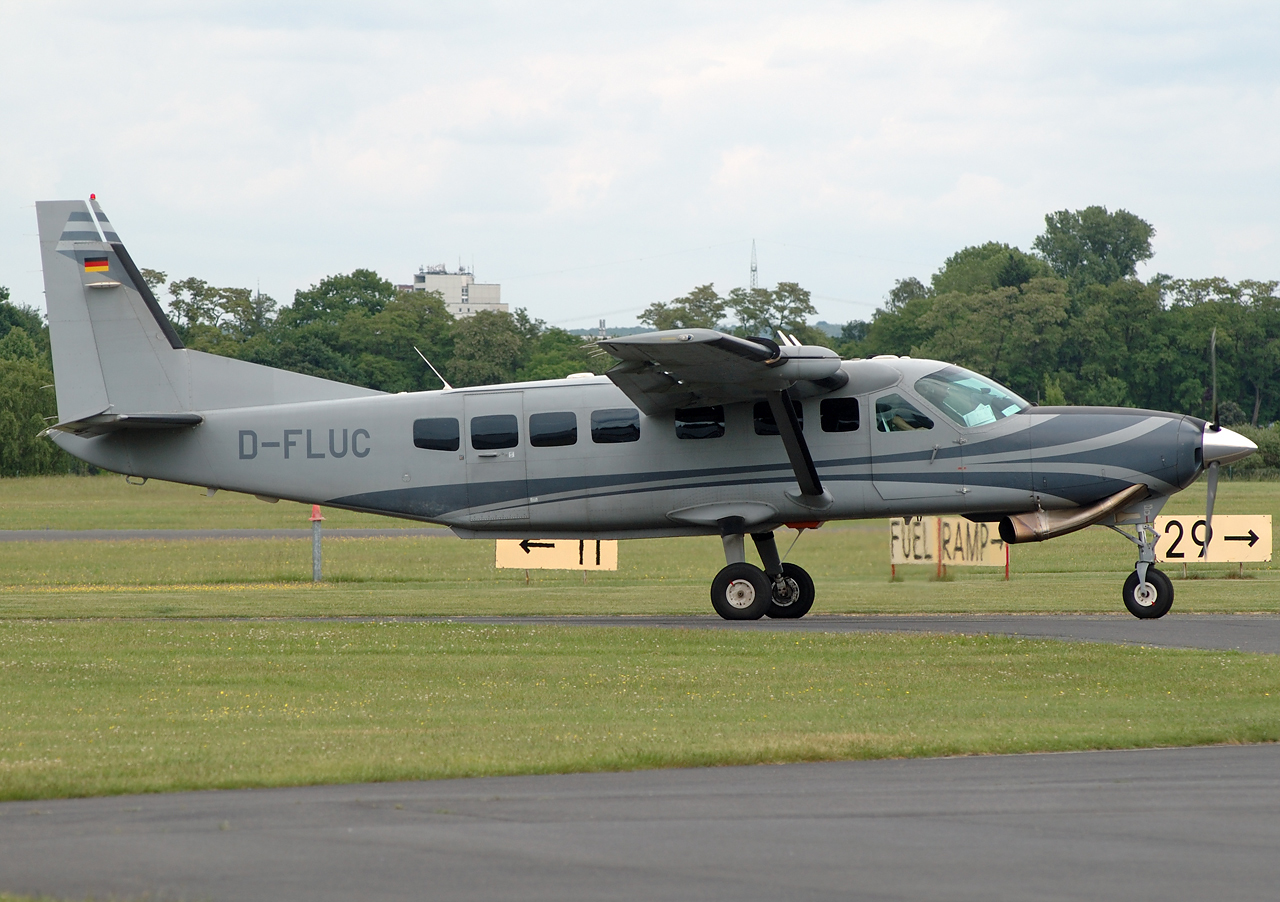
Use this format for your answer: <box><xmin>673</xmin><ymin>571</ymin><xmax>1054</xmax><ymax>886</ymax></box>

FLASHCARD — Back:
<box><xmin>1</xmin><ymin>203</ymin><xmax>1277</xmax><ymax>476</ymax></box>
<box><xmin>0</xmin><ymin>272</ymin><xmax>606</xmax><ymax>476</ymax></box>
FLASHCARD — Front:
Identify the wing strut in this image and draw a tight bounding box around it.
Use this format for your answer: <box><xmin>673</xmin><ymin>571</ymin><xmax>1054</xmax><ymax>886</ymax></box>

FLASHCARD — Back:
<box><xmin>766</xmin><ymin>391</ymin><xmax>823</xmax><ymax>498</ymax></box>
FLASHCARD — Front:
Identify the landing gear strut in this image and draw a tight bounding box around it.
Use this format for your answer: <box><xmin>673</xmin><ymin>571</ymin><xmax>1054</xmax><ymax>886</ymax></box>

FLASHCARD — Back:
<box><xmin>1109</xmin><ymin>522</ymin><xmax>1174</xmax><ymax>619</ymax></box>
<box><xmin>710</xmin><ymin>525</ymin><xmax>815</xmax><ymax>621</ymax></box>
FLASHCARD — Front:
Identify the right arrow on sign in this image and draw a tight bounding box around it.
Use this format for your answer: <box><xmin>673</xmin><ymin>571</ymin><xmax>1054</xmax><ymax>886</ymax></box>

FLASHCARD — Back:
<box><xmin>1224</xmin><ymin>530</ymin><xmax>1260</xmax><ymax>547</ymax></box>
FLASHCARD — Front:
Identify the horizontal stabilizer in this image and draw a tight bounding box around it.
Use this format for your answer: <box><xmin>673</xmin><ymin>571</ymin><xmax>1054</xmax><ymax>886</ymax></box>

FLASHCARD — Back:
<box><xmin>45</xmin><ymin>412</ymin><xmax>204</xmax><ymax>438</ymax></box>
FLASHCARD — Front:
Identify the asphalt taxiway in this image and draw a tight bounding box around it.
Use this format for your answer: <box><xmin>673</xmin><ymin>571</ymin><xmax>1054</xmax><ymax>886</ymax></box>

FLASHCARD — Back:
<box><xmin>404</xmin><ymin>612</ymin><xmax>1280</xmax><ymax>654</ymax></box>
<box><xmin>3</xmin><ymin>745</ymin><xmax>1279</xmax><ymax>901</ymax></box>
<box><xmin>4</xmin><ymin>613</ymin><xmax>1279</xmax><ymax>901</ymax></box>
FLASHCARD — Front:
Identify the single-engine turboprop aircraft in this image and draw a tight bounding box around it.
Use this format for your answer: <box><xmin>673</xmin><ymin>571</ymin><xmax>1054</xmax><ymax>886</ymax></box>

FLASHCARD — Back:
<box><xmin>35</xmin><ymin>199</ymin><xmax>1258</xmax><ymax>620</ymax></box>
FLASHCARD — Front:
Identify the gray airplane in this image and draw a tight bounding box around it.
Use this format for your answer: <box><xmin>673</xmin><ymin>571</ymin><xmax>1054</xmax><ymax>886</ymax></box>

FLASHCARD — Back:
<box><xmin>35</xmin><ymin>199</ymin><xmax>1257</xmax><ymax>620</ymax></box>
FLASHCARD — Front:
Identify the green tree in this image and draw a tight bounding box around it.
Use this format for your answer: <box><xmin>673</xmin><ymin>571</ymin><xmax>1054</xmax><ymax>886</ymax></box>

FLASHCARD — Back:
<box><xmin>281</xmin><ymin>269</ymin><xmax>397</xmax><ymax>328</ymax></box>
<box><xmin>0</xmin><ymin>294</ymin><xmax>91</xmax><ymax>476</ymax></box>
<box><xmin>1033</xmin><ymin>206</ymin><xmax>1155</xmax><ymax>289</ymax></box>
<box><xmin>139</xmin><ymin>268</ymin><xmax>167</xmax><ymax>293</ymax></box>
<box><xmin>338</xmin><ymin>289</ymin><xmax>455</xmax><ymax>392</ymax></box>
<box><xmin>1050</xmin><ymin>278</ymin><xmax>1164</xmax><ymax>408</ymax></box>
<box><xmin>448</xmin><ymin>310</ymin><xmax>527</xmax><ymax>386</ymax></box>
<box><xmin>166</xmin><ymin>278</ymin><xmax>279</xmax><ymax>350</ymax></box>
<box><xmin>861</xmin><ymin>277</ymin><xmax>936</xmax><ymax>356</ymax></box>
<box><xmin>915</xmin><ymin>277</ymin><xmax>1070</xmax><ymax>399</ymax></box>
<box><xmin>728</xmin><ymin>282</ymin><xmax>818</xmax><ymax>338</ymax></box>
<box><xmin>518</xmin><ymin>328</ymin><xmax>606</xmax><ymax>381</ymax></box>
<box><xmin>0</xmin><ymin>326</ymin><xmax>39</xmax><ymax>361</ymax></box>
<box><xmin>638</xmin><ymin>284</ymin><xmax>727</xmax><ymax>330</ymax></box>
<box><xmin>1161</xmin><ymin>278</ymin><xmax>1280</xmax><ymax>425</ymax></box>
<box><xmin>931</xmin><ymin>243</ymin><xmax>1052</xmax><ymax>295</ymax></box>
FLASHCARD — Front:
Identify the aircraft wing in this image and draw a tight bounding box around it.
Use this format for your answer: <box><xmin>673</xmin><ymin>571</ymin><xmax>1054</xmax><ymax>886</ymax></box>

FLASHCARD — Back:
<box><xmin>596</xmin><ymin>328</ymin><xmax>847</xmax><ymax>416</ymax></box>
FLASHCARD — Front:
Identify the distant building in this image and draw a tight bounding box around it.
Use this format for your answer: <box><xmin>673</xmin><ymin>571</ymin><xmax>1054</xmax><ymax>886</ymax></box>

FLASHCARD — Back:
<box><xmin>405</xmin><ymin>265</ymin><xmax>505</xmax><ymax>318</ymax></box>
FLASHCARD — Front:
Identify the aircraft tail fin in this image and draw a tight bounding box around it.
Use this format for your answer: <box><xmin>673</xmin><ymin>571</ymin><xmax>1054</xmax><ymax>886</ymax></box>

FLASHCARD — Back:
<box><xmin>35</xmin><ymin>199</ymin><xmax>382</xmax><ymax>432</ymax></box>
<box><xmin>36</xmin><ymin>199</ymin><xmax>189</xmax><ymax>426</ymax></box>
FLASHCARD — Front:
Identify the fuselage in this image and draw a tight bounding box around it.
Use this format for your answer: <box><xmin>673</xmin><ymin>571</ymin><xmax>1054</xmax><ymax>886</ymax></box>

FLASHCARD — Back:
<box><xmin>52</xmin><ymin>357</ymin><xmax>1208</xmax><ymax>539</ymax></box>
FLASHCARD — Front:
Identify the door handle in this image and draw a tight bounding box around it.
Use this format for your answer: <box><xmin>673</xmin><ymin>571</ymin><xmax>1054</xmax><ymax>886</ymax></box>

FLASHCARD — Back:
<box><xmin>477</xmin><ymin>452</ymin><xmax>499</xmax><ymax>459</ymax></box>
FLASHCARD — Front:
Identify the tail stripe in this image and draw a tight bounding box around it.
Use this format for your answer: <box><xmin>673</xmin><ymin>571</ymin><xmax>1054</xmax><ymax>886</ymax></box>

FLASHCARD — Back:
<box><xmin>111</xmin><ymin>240</ymin><xmax>184</xmax><ymax>350</ymax></box>
<box><xmin>59</xmin><ymin>211</ymin><xmax>104</xmax><ymax>243</ymax></box>
<box><xmin>90</xmin><ymin>199</ymin><xmax>121</xmax><ymax>242</ymax></box>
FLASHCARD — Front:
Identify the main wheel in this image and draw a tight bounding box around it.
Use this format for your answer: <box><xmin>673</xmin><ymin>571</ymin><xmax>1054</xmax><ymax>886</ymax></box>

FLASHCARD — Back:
<box><xmin>710</xmin><ymin>563</ymin><xmax>773</xmax><ymax>620</ymax></box>
<box><xmin>1122</xmin><ymin>568</ymin><xmax>1174</xmax><ymax>619</ymax></box>
<box><xmin>766</xmin><ymin>563</ymin><xmax>816</xmax><ymax>619</ymax></box>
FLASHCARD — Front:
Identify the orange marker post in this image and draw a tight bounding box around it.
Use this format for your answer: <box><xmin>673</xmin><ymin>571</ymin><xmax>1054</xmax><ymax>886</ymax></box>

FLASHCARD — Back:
<box><xmin>310</xmin><ymin>505</ymin><xmax>325</xmax><ymax>582</ymax></box>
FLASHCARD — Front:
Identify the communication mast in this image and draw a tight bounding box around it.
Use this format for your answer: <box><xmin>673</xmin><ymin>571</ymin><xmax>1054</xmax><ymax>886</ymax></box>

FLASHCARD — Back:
<box><xmin>750</xmin><ymin>240</ymin><xmax>758</xmax><ymax>290</ymax></box>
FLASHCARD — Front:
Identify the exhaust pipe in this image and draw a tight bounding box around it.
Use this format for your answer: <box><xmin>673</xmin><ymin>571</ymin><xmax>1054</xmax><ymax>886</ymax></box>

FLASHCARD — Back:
<box><xmin>999</xmin><ymin>483</ymin><xmax>1149</xmax><ymax>545</ymax></box>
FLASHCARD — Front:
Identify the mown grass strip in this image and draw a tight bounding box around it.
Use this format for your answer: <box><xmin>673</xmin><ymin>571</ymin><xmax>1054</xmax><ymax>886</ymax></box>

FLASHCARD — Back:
<box><xmin>1</xmin><ymin>621</ymin><xmax>1277</xmax><ymax>801</ymax></box>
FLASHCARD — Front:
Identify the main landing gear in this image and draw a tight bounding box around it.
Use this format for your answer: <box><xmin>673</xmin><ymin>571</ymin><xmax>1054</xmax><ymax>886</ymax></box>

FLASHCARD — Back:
<box><xmin>711</xmin><ymin>529</ymin><xmax>815</xmax><ymax>620</ymax></box>
<box><xmin>1109</xmin><ymin>522</ymin><xmax>1174</xmax><ymax>619</ymax></box>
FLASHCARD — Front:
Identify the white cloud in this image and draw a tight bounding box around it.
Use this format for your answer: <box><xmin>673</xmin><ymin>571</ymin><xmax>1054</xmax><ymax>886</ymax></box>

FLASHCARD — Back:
<box><xmin>0</xmin><ymin>1</ymin><xmax>1277</xmax><ymax>327</ymax></box>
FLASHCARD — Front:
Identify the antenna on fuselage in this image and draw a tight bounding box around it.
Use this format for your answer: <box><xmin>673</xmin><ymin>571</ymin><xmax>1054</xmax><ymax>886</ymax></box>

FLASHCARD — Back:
<box><xmin>414</xmin><ymin>346</ymin><xmax>453</xmax><ymax>390</ymax></box>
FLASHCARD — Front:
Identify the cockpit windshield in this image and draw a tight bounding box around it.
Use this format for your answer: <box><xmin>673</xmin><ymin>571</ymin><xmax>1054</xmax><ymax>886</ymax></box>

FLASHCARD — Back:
<box><xmin>914</xmin><ymin>366</ymin><xmax>1029</xmax><ymax>428</ymax></box>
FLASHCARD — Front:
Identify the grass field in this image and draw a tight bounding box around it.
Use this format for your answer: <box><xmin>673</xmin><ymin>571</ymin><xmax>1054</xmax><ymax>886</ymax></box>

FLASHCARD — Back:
<box><xmin>0</xmin><ymin>475</ymin><xmax>1275</xmax><ymax>618</ymax></box>
<box><xmin>0</xmin><ymin>475</ymin><xmax>1277</xmax><ymax>805</ymax></box>
<box><xmin>2</xmin><ymin>621</ymin><xmax>1277</xmax><ymax>802</ymax></box>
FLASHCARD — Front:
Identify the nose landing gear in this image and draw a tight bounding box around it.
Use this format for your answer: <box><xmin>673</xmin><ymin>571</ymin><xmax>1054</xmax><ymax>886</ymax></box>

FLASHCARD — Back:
<box><xmin>711</xmin><ymin>527</ymin><xmax>815</xmax><ymax>620</ymax></box>
<box><xmin>1109</xmin><ymin>522</ymin><xmax>1174</xmax><ymax>619</ymax></box>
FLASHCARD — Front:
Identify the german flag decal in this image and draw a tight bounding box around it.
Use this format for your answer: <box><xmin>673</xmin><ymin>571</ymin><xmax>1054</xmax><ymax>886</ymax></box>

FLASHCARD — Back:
<box><xmin>84</xmin><ymin>256</ymin><xmax>110</xmax><ymax>273</ymax></box>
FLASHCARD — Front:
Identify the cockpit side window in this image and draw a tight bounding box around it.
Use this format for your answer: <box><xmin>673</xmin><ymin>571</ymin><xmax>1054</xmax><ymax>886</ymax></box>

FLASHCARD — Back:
<box><xmin>875</xmin><ymin>394</ymin><xmax>934</xmax><ymax>432</ymax></box>
<box><xmin>914</xmin><ymin>365</ymin><xmax>1029</xmax><ymax>428</ymax></box>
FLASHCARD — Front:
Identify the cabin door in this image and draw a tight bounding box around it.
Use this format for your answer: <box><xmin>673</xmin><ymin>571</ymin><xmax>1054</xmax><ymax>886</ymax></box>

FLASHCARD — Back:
<box><xmin>868</xmin><ymin>390</ymin><xmax>968</xmax><ymax>511</ymax></box>
<box><xmin>463</xmin><ymin>391</ymin><xmax>529</xmax><ymax>524</ymax></box>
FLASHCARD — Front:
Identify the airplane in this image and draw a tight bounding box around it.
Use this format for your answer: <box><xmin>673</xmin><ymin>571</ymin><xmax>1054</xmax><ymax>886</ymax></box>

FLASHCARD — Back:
<box><xmin>34</xmin><ymin>198</ymin><xmax>1258</xmax><ymax>621</ymax></box>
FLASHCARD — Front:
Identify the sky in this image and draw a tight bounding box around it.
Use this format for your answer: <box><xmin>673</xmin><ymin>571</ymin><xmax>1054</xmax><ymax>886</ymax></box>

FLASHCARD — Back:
<box><xmin>2</xmin><ymin>1</ymin><xmax>1278</xmax><ymax>330</ymax></box>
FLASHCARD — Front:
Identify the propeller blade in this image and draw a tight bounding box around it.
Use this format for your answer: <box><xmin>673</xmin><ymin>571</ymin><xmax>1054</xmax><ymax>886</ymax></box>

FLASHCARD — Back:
<box><xmin>1204</xmin><ymin>459</ymin><xmax>1220</xmax><ymax>555</ymax></box>
<box><xmin>1210</xmin><ymin>327</ymin><xmax>1219</xmax><ymax>431</ymax></box>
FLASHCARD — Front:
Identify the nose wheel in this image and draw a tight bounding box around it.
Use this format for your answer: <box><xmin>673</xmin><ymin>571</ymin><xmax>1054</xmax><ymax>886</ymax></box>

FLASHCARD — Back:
<box><xmin>1122</xmin><ymin>568</ymin><xmax>1173</xmax><ymax>619</ymax></box>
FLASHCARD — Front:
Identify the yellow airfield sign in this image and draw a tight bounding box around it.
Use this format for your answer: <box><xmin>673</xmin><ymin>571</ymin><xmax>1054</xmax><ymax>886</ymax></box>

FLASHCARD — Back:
<box><xmin>890</xmin><ymin>516</ymin><xmax>1007</xmax><ymax>567</ymax></box>
<box><xmin>496</xmin><ymin>538</ymin><xmax>619</xmax><ymax>571</ymax></box>
<box><xmin>1153</xmin><ymin>515</ymin><xmax>1272</xmax><ymax>564</ymax></box>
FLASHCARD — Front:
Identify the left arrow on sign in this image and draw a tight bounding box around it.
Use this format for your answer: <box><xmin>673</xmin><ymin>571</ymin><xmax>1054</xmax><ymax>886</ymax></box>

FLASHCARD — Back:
<box><xmin>519</xmin><ymin>539</ymin><xmax>556</xmax><ymax>553</ymax></box>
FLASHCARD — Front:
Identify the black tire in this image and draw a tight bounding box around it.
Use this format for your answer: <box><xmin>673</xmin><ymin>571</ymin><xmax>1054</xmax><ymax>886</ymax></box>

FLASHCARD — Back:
<box><xmin>1122</xmin><ymin>568</ymin><xmax>1174</xmax><ymax>619</ymax></box>
<box><xmin>766</xmin><ymin>563</ymin><xmax>816</xmax><ymax>619</ymax></box>
<box><xmin>710</xmin><ymin>563</ymin><xmax>773</xmax><ymax>620</ymax></box>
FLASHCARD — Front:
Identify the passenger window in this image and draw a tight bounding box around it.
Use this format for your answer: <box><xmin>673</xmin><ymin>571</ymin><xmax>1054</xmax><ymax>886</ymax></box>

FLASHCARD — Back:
<box><xmin>529</xmin><ymin>411</ymin><xmax>577</xmax><ymax>447</ymax></box>
<box><xmin>470</xmin><ymin>414</ymin><xmax>519</xmax><ymax>450</ymax></box>
<box><xmin>875</xmin><ymin>394</ymin><xmax>933</xmax><ymax>432</ymax></box>
<box><xmin>753</xmin><ymin>401</ymin><xmax>803</xmax><ymax>435</ymax></box>
<box><xmin>820</xmin><ymin>398</ymin><xmax>859</xmax><ymax>433</ymax></box>
<box><xmin>675</xmin><ymin>406</ymin><xmax>725</xmax><ymax>440</ymax></box>
<box><xmin>413</xmin><ymin>417</ymin><xmax>459</xmax><ymax>451</ymax></box>
<box><xmin>591</xmin><ymin>408</ymin><xmax>640</xmax><ymax>443</ymax></box>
